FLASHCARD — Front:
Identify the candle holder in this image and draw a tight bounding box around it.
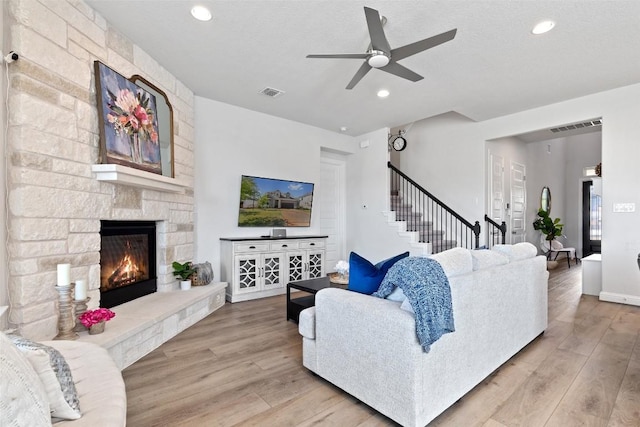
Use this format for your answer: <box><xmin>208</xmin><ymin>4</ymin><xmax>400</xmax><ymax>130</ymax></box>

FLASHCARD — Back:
<box><xmin>54</xmin><ymin>285</ymin><xmax>78</xmax><ymax>340</ymax></box>
<box><xmin>73</xmin><ymin>297</ymin><xmax>91</xmax><ymax>332</ymax></box>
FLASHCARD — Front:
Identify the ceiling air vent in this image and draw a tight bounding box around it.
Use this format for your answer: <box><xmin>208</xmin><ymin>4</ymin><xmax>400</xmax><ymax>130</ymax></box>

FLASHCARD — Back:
<box><xmin>259</xmin><ymin>87</ymin><xmax>285</xmax><ymax>98</ymax></box>
<box><xmin>550</xmin><ymin>119</ymin><xmax>602</xmax><ymax>133</ymax></box>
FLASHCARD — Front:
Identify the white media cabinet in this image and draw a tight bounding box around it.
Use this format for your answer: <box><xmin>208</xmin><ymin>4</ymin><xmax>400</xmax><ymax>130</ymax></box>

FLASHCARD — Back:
<box><xmin>220</xmin><ymin>235</ymin><xmax>327</xmax><ymax>302</ymax></box>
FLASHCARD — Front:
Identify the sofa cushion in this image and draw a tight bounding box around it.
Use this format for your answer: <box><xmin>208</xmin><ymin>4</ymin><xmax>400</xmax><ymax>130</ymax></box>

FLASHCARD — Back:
<box><xmin>492</xmin><ymin>242</ymin><xmax>538</xmax><ymax>262</ymax></box>
<box><xmin>9</xmin><ymin>335</ymin><xmax>81</xmax><ymax>420</ymax></box>
<box><xmin>430</xmin><ymin>247</ymin><xmax>473</xmax><ymax>277</ymax></box>
<box><xmin>471</xmin><ymin>249</ymin><xmax>510</xmax><ymax>271</ymax></box>
<box><xmin>347</xmin><ymin>251</ymin><xmax>409</xmax><ymax>294</ymax></box>
<box><xmin>0</xmin><ymin>332</ymin><xmax>51</xmax><ymax>426</ymax></box>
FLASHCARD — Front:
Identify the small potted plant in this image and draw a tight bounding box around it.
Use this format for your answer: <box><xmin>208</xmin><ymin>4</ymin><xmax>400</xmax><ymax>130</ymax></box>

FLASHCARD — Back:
<box><xmin>172</xmin><ymin>261</ymin><xmax>196</xmax><ymax>290</ymax></box>
<box><xmin>79</xmin><ymin>308</ymin><xmax>116</xmax><ymax>335</ymax></box>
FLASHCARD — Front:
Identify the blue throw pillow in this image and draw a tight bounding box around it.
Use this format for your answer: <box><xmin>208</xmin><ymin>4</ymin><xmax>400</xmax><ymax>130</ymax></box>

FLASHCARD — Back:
<box><xmin>347</xmin><ymin>251</ymin><xmax>410</xmax><ymax>294</ymax></box>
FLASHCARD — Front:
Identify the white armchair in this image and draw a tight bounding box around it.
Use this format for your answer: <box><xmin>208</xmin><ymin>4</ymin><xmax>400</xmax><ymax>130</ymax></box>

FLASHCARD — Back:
<box><xmin>540</xmin><ymin>236</ymin><xmax>578</xmax><ymax>268</ymax></box>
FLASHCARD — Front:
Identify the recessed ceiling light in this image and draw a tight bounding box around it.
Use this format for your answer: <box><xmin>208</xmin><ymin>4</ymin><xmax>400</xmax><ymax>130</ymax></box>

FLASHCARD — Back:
<box><xmin>191</xmin><ymin>5</ymin><xmax>212</xmax><ymax>21</ymax></box>
<box><xmin>532</xmin><ymin>20</ymin><xmax>555</xmax><ymax>35</ymax></box>
<box><xmin>340</xmin><ymin>126</ymin><xmax>348</xmax><ymax>132</ymax></box>
<box><xmin>377</xmin><ymin>89</ymin><xmax>390</xmax><ymax>98</ymax></box>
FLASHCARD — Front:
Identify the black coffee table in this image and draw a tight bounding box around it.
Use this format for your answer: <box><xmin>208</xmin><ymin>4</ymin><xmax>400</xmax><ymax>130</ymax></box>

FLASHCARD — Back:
<box><xmin>287</xmin><ymin>277</ymin><xmax>345</xmax><ymax>323</ymax></box>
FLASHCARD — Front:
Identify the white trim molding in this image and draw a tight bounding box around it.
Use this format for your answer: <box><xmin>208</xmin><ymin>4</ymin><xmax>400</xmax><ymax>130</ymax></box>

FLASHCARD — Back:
<box><xmin>599</xmin><ymin>291</ymin><xmax>640</xmax><ymax>307</ymax></box>
<box><xmin>92</xmin><ymin>164</ymin><xmax>189</xmax><ymax>193</ymax></box>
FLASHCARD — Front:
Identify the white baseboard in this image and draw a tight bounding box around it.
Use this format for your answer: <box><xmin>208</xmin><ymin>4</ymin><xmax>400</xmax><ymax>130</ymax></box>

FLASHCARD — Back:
<box><xmin>599</xmin><ymin>291</ymin><xmax>640</xmax><ymax>307</ymax></box>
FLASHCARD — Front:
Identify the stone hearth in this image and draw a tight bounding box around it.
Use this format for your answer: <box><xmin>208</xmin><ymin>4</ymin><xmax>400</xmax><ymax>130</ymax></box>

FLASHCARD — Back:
<box><xmin>78</xmin><ymin>282</ymin><xmax>227</xmax><ymax>369</ymax></box>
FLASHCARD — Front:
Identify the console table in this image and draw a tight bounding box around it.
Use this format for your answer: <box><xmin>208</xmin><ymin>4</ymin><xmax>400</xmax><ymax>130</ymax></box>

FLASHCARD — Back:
<box><xmin>220</xmin><ymin>235</ymin><xmax>327</xmax><ymax>302</ymax></box>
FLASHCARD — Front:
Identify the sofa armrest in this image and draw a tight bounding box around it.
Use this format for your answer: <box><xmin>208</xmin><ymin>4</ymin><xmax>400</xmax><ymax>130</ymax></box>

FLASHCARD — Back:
<box><xmin>314</xmin><ymin>288</ymin><xmax>423</xmax><ymax>422</ymax></box>
<box><xmin>298</xmin><ymin>307</ymin><xmax>316</xmax><ymax>339</ymax></box>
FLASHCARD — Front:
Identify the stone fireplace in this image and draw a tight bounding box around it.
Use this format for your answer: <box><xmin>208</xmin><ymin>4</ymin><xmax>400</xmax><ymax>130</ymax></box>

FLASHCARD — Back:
<box><xmin>100</xmin><ymin>220</ymin><xmax>157</xmax><ymax>308</ymax></box>
<box><xmin>4</xmin><ymin>0</ymin><xmax>197</xmax><ymax>341</ymax></box>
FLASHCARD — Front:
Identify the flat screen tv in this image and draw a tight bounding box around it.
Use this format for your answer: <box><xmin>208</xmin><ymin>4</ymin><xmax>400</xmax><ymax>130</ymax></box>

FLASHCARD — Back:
<box><xmin>238</xmin><ymin>175</ymin><xmax>314</xmax><ymax>227</ymax></box>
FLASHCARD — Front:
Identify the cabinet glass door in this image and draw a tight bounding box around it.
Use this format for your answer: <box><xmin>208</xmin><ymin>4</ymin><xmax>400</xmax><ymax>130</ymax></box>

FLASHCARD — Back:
<box><xmin>287</xmin><ymin>253</ymin><xmax>305</xmax><ymax>282</ymax></box>
<box><xmin>236</xmin><ymin>256</ymin><xmax>259</xmax><ymax>292</ymax></box>
<box><xmin>308</xmin><ymin>252</ymin><xmax>324</xmax><ymax>279</ymax></box>
<box><xmin>262</xmin><ymin>254</ymin><xmax>283</xmax><ymax>289</ymax></box>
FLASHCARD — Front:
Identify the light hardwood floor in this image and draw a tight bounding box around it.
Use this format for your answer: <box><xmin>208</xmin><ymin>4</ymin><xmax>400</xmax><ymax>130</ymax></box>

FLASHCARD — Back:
<box><xmin>123</xmin><ymin>262</ymin><xmax>640</xmax><ymax>426</ymax></box>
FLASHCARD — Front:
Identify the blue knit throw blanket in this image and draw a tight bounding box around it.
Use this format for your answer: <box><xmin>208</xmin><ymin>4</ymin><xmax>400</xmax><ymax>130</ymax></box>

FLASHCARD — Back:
<box><xmin>373</xmin><ymin>257</ymin><xmax>454</xmax><ymax>352</ymax></box>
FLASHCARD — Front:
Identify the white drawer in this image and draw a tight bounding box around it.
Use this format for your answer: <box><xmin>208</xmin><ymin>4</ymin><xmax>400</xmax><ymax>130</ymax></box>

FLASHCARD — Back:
<box><xmin>299</xmin><ymin>240</ymin><xmax>324</xmax><ymax>250</ymax></box>
<box><xmin>234</xmin><ymin>242</ymin><xmax>270</xmax><ymax>252</ymax></box>
<box><xmin>270</xmin><ymin>242</ymin><xmax>298</xmax><ymax>251</ymax></box>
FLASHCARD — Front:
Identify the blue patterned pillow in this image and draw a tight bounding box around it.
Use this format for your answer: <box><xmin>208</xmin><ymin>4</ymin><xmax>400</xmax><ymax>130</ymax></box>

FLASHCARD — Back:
<box><xmin>347</xmin><ymin>251</ymin><xmax>409</xmax><ymax>294</ymax></box>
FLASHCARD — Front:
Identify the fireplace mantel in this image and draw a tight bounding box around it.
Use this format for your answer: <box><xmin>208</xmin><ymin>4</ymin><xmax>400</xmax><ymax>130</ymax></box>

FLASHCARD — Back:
<box><xmin>92</xmin><ymin>164</ymin><xmax>190</xmax><ymax>193</ymax></box>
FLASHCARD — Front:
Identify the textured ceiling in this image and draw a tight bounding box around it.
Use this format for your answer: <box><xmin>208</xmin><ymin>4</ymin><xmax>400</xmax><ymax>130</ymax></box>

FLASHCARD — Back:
<box><xmin>85</xmin><ymin>0</ymin><xmax>640</xmax><ymax>136</ymax></box>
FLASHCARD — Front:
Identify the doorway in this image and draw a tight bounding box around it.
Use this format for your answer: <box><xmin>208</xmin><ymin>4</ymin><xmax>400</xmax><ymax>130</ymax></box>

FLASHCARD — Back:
<box><xmin>582</xmin><ymin>180</ymin><xmax>602</xmax><ymax>256</ymax></box>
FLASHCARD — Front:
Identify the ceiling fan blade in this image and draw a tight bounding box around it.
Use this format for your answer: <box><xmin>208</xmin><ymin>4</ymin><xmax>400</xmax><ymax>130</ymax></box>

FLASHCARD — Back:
<box><xmin>307</xmin><ymin>53</ymin><xmax>370</xmax><ymax>59</ymax></box>
<box><xmin>391</xmin><ymin>29</ymin><xmax>457</xmax><ymax>61</ymax></box>
<box><xmin>346</xmin><ymin>62</ymin><xmax>372</xmax><ymax>90</ymax></box>
<box><xmin>364</xmin><ymin>7</ymin><xmax>391</xmax><ymax>53</ymax></box>
<box><xmin>380</xmin><ymin>61</ymin><xmax>423</xmax><ymax>82</ymax></box>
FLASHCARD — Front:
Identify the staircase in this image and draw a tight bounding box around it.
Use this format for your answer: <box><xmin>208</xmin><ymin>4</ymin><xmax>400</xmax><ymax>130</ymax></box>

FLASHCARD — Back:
<box><xmin>387</xmin><ymin>162</ymin><xmax>481</xmax><ymax>254</ymax></box>
<box><xmin>390</xmin><ymin>193</ymin><xmax>457</xmax><ymax>253</ymax></box>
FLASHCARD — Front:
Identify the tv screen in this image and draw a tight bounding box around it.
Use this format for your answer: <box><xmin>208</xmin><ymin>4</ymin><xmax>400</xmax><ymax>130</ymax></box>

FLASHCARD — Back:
<box><xmin>238</xmin><ymin>175</ymin><xmax>314</xmax><ymax>227</ymax></box>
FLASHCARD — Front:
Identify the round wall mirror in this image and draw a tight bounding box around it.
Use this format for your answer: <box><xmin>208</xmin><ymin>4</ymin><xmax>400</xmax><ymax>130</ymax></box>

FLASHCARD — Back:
<box><xmin>540</xmin><ymin>187</ymin><xmax>551</xmax><ymax>213</ymax></box>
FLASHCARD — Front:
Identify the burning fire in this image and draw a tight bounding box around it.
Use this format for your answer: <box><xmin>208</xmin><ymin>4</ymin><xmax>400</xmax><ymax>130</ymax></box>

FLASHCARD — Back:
<box><xmin>108</xmin><ymin>247</ymin><xmax>142</xmax><ymax>288</ymax></box>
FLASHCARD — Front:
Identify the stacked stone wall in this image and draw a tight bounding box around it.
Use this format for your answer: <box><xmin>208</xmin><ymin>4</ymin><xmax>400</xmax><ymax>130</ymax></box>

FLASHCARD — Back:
<box><xmin>5</xmin><ymin>0</ymin><xmax>195</xmax><ymax>340</ymax></box>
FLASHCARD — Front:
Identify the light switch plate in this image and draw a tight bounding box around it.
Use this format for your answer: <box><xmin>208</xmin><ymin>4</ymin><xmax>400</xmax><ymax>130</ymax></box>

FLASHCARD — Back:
<box><xmin>613</xmin><ymin>202</ymin><xmax>636</xmax><ymax>213</ymax></box>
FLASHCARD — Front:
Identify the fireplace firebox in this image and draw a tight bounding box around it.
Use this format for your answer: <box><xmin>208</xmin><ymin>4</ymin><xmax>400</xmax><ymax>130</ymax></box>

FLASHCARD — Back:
<box><xmin>100</xmin><ymin>220</ymin><xmax>157</xmax><ymax>308</ymax></box>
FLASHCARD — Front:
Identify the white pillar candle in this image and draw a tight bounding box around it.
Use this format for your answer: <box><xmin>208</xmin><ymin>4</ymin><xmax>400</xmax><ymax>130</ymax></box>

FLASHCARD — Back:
<box><xmin>74</xmin><ymin>279</ymin><xmax>87</xmax><ymax>301</ymax></box>
<box><xmin>57</xmin><ymin>264</ymin><xmax>71</xmax><ymax>287</ymax></box>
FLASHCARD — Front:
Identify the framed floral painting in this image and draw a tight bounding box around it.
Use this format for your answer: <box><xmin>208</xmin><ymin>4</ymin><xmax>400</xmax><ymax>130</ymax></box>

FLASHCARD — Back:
<box><xmin>94</xmin><ymin>61</ymin><xmax>162</xmax><ymax>174</ymax></box>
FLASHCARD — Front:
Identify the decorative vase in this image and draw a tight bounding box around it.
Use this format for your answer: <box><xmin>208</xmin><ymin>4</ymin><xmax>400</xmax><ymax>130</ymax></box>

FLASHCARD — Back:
<box><xmin>129</xmin><ymin>133</ymin><xmax>142</xmax><ymax>164</ymax></box>
<box><xmin>180</xmin><ymin>279</ymin><xmax>192</xmax><ymax>291</ymax></box>
<box><xmin>89</xmin><ymin>321</ymin><xmax>106</xmax><ymax>335</ymax></box>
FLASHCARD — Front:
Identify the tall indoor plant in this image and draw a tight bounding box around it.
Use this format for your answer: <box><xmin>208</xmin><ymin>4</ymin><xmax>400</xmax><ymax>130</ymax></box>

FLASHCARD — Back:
<box><xmin>532</xmin><ymin>209</ymin><xmax>564</xmax><ymax>243</ymax></box>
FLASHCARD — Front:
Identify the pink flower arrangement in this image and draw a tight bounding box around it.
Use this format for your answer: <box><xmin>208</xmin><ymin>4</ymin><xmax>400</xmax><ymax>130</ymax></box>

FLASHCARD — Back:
<box><xmin>79</xmin><ymin>308</ymin><xmax>116</xmax><ymax>328</ymax></box>
<box><xmin>106</xmin><ymin>88</ymin><xmax>159</xmax><ymax>144</ymax></box>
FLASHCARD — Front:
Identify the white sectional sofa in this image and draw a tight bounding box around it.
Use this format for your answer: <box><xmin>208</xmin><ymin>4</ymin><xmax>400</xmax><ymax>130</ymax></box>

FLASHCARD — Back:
<box><xmin>299</xmin><ymin>243</ymin><xmax>548</xmax><ymax>427</ymax></box>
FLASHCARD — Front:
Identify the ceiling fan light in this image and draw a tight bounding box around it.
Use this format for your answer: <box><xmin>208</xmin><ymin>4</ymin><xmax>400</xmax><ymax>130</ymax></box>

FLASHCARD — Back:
<box><xmin>532</xmin><ymin>20</ymin><xmax>555</xmax><ymax>35</ymax></box>
<box><xmin>191</xmin><ymin>5</ymin><xmax>212</xmax><ymax>21</ymax></box>
<box><xmin>368</xmin><ymin>53</ymin><xmax>390</xmax><ymax>68</ymax></box>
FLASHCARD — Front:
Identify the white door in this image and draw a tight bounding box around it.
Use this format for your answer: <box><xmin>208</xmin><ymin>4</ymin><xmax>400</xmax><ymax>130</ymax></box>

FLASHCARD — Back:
<box><xmin>319</xmin><ymin>155</ymin><xmax>346</xmax><ymax>273</ymax></box>
<box><xmin>510</xmin><ymin>161</ymin><xmax>526</xmax><ymax>243</ymax></box>
<box><xmin>489</xmin><ymin>153</ymin><xmax>505</xmax><ymax>245</ymax></box>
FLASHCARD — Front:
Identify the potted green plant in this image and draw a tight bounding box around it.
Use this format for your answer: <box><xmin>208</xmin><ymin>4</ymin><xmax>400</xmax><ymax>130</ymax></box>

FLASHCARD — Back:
<box><xmin>172</xmin><ymin>261</ymin><xmax>196</xmax><ymax>290</ymax></box>
<box><xmin>532</xmin><ymin>209</ymin><xmax>564</xmax><ymax>242</ymax></box>
<box><xmin>532</xmin><ymin>209</ymin><xmax>564</xmax><ymax>269</ymax></box>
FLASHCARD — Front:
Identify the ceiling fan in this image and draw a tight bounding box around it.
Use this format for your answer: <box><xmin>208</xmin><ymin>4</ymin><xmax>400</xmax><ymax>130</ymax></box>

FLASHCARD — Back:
<box><xmin>307</xmin><ymin>7</ymin><xmax>457</xmax><ymax>89</ymax></box>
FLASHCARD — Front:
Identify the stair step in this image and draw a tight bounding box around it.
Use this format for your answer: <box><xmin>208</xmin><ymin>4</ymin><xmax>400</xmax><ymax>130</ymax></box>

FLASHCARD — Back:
<box><xmin>394</xmin><ymin>212</ymin><xmax>422</xmax><ymax>220</ymax></box>
<box><xmin>418</xmin><ymin>230</ymin><xmax>445</xmax><ymax>239</ymax></box>
<box><xmin>427</xmin><ymin>240</ymin><xmax>457</xmax><ymax>253</ymax></box>
<box><xmin>405</xmin><ymin>221</ymin><xmax>434</xmax><ymax>231</ymax></box>
<box><xmin>390</xmin><ymin>203</ymin><xmax>412</xmax><ymax>210</ymax></box>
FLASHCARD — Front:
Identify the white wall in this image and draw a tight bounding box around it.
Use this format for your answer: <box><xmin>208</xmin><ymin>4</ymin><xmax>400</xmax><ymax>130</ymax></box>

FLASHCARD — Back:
<box><xmin>398</xmin><ymin>112</ymin><xmax>485</xmax><ymax>224</ymax></box>
<box><xmin>525</xmin><ymin>138</ymin><xmax>567</xmax><ymax>247</ymax></box>
<box><xmin>345</xmin><ymin>128</ymin><xmax>416</xmax><ymax>262</ymax></box>
<box><xmin>398</xmin><ymin>83</ymin><xmax>640</xmax><ymax>305</ymax></box>
<box><xmin>1</xmin><ymin>0</ymin><xmax>8</xmax><ymax>329</ymax></box>
<box><xmin>194</xmin><ymin>96</ymin><xmax>355</xmax><ymax>281</ymax></box>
